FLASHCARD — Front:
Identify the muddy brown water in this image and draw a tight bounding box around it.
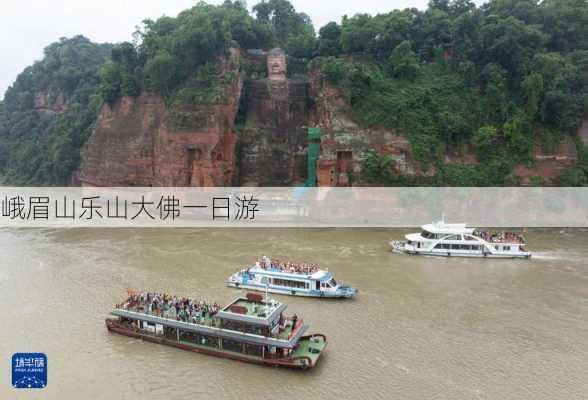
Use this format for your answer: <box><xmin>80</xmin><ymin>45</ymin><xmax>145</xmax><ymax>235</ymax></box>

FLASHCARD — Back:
<box><xmin>0</xmin><ymin>228</ymin><xmax>587</xmax><ymax>399</ymax></box>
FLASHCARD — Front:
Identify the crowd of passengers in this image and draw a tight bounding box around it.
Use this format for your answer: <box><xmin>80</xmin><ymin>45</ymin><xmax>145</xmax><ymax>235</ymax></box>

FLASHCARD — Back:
<box><xmin>257</xmin><ymin>258</ymin><xmax>319</xmax><ymax>274</ymax></box>
<box><xmin>474</xmin><ymin>230</ymin><xmax>525</xmax><ymax>244</ymax></box>
<box><xmin>122</xmin><ymin>292</ymin><xmax>220</xmax><ymax>323</ymax></box>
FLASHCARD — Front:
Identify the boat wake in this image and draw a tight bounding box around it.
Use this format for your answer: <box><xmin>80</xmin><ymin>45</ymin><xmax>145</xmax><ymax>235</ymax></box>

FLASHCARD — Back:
<box><xmin>531</xmin><ymin>251</ymin><xmax>583</xmax><ymax>262</ymax></box>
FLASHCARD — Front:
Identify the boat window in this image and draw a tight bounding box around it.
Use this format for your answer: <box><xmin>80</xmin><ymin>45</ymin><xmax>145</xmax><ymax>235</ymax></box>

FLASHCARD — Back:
<box><xmin>421</xmin><ymin>230</ymin><xmax>437</xmax><ymax>239</ymax></box>
<box><xmin>222</xmin><ymin>320</ymin><xmax>257</xmax><ymax>333</ymax></box>
<box><xmin>504</xmin><ymin>246</ymin><xmax>511</xmax><ymax>251</ymax></box>
<box><xmin>244</xmin><ymin>343</ymin><xmax>263</xmax><ymax>357</ymax></box>
<box><xmin>179</xmin><ymin>332</ymin><xmax>219</xmax><ymax>348</ymax></box>
<box><xmin>222</xmin><ymin>339</ymin><xmax>244</xmax><ymax>353</ymax></box>
<box><xmin>445</xmin><ymin>235</ymin><xmax>460</xmax><ymax>240</ymax></box>
<box><xmin>328</xmin><ymin>278</ymin><xmax>337</xmax><ymax>287</ymax></box>
<box><xmin>273</xmin><ymin>278</ymin><xmax>306</xmax><ymax>289</ymax></box>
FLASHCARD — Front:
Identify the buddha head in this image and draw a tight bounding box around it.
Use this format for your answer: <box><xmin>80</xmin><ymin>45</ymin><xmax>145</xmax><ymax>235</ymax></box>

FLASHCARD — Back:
<box><xmin>267</xmin><ymin>48</ymin><xmax>287</xmax><ymax>80</ymax></box>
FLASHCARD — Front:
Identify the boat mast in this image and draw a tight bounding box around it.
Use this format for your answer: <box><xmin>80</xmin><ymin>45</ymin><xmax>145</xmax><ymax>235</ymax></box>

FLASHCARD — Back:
<box><xmin>265</xmin><ymin>283</ymin><xmax>270</xmax><ymax>314</ymax></box>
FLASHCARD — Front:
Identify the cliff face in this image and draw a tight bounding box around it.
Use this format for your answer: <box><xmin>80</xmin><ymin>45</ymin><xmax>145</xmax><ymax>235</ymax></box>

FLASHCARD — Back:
<box><xmin>513</xmin><ymin>135</ymin><xmax>578</xmax><ymax>185</ymax></box>
<box><xmin>307</xmin><ymin>67</ymin><xmax>416</xmax><ymax>186</ymax></box>
<box><xmin>78</xmin><ymin>49</ymin><xmax>241</xmax><ymax>187</ymax></box>
<box><xmin>77</xmin><ymin>48</ymin><xmax>585</xmax><ymax>187</ymax></box>
<box><xmin>580</xmin><ymin>114</ymin><xmax>588</xmax><ymax>147</ymax></box>
<box><xmin>238</xmin><ymin>49</ymin><xmax>311</xmax><ymax>186</ymax></box>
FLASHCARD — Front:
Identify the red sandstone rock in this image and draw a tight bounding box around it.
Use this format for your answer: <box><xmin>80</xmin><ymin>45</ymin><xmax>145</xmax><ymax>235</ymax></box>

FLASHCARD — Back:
<box><xmin>78</xmin><ymin>49</ymin><xmax>241</xmax><ymax>187</ymax></box>
<box><xmin>513</xmin><ymin>135</ymin><xmax>578</xmax><ymax>185</ymax></box>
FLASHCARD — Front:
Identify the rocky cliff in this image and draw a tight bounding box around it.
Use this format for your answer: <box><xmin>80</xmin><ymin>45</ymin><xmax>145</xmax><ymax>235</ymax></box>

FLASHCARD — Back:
<box><xmin>307</xmin><ymin>66</ymin><xmax>416</xmax><ymax>186</ymax></box>
<box><xmin>78</xmin><ymin>49</ymin><xmax>241</xmax><ymax>187</ymax></box>
<box><xmin>238</xmin><ymin>49</ymin><xmax>311</xmax><ymax>186</ymax></box>
<box><xmin>77</xmin><ymin>48</ymin><xmax>584</xmax><ymax>187</ymax></box>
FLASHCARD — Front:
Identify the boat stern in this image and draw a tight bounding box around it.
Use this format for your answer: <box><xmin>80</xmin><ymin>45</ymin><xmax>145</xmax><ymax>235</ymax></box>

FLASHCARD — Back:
<box><xmin>290</xmin><ymin>334</ymin><xmax>328</xmax><ymax>369</ymax></box>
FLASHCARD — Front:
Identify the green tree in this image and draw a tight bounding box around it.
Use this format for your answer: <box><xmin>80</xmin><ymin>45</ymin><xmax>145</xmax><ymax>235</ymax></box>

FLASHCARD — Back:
<box><xmin>287</xmin><ymin>31</ymin><xmax>316</xmax><ymax>58</ymax></box>
<box><xmin>503</xmin><ymin>112</ymin><xmax>533</xmax><ymax>161</ymax></box>
<box><xmin>482</xmin><ymin>63</ymin><xmax>509</xmax><ymax>124</ymax></box>
<box><xmin>521</xmin><ymin>72</ymin><xmax>544</xmax><ymax>120</ymax></box>
<box><xmin>318</xmin><ymin>22</ymin><xmax>342</xmax><ymax>56</ymax></box>
<box><xmin>340</xmin><ymin>14</ymin><xmax>379</xmax><ymax>54</ymax></box>
<box><xmin>144</xmin><ymin>50</ymin><xmax>177</xmax><ymax>96</ymax></box>
<box><xmin>99</xmin><ymin>60</ymin><xmax>121</xmax><ymax>104</ymax></box>
<box><xmin>253</xmin><ymin>0</ymin><xmax>315</xmax><ymax>45</ymax></box>
<box><xmin>361</xmin><ymin>149</ymin><xmax>397</xmax><ymax>184</ymax></box>
<box><xmin>387</xmin><ymin>41</ymin><xmax>420</xmax><ymax>81</ymax></box>
<box><xmin>473</xmin><ymin>125</ymin><xmax>499</xmax><ymax>161</ymax></box>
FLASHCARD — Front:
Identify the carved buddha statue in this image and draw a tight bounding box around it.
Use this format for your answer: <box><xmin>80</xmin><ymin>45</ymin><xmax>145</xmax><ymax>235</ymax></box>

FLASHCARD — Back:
<box><xmin>267</xmin><ymin>48</ymin><xmax>287</xmax><ymax>81</ymax></box>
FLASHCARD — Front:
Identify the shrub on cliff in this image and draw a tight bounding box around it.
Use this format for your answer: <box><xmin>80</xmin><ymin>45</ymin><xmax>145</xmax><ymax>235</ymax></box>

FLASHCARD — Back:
<box><xmin>312</xmin><ymin>0</ymin><xmax>588</xmax><ymax>185</ymax></box>
<box><xmin>0</xmin><ymin>36</ymin><xmax>111</xmax><ymax>185</ymax></box>
<box><xmin>361</xmin><ymin>150</ymin><xmax>397</xmax><ymax>185</ymax></box>
<box><xmin>101</xmin><ymin>1</ymin><xmax>281</xmax><ymax>103</ymax></box>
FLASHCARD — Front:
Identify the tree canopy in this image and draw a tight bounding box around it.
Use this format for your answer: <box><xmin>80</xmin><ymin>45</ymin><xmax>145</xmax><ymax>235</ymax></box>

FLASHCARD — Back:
<box><xmin>315</xmin><ymin>0</ymin><xmax>588</xmax><ymax>185</ymax></box>
<box><xmin>1</xmin><ymin>0</ymin><xmax>588</xmax><ymax>186</ymax></box>
<box><xmin>0</xmin><ymin>36</ymin><xmax>111</xmax><ymax>184</ymax></box>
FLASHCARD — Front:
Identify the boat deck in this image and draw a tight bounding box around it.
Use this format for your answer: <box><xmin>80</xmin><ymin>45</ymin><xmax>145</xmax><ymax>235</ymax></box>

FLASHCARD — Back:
<box><xmin>119</xmin><ymin>297</ymin><xmax>299</xmax><ymax>340</ymax></box>
<box><xmin>291</xmin><ymin>335</ymin><xmax>327</xmax><ymax>366</ymax></box>
<box><xmin>123</xmin><ymin>302</ymin><xmax>219</xmax><ymax>328</ymax></box>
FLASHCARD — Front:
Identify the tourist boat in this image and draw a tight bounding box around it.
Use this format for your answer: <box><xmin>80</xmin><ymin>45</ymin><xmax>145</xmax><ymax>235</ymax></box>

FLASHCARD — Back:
<box><xmin>105</xmin><ymin>291</ymin><xmax>327</xmax><ymax>370</ymax></box>
<box><xmin>390</xmin><ymin>220</ymin><xmax>531</xmax><ymax>259</ymax></box>
<box><xmin>226</xmin><ymin>256</ymin><xmax>357</xmax><ymax>298</ymax></box>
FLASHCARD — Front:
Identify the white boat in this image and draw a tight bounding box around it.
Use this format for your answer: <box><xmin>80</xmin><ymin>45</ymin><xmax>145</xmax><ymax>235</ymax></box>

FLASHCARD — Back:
<box><xmin>226</xmin><ymin>256</ymin><xmax>357</xmax><ymax>298</ymax></box>
<box><xmin>390</xmin><ymin>221</ymin><xmax>531</xmax><ymax>259</ymax></box>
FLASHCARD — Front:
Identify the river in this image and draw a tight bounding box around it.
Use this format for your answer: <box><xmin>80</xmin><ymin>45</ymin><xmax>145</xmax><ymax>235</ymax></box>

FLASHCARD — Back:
<box><xmin>0</xmin><ymin>228</ymin><xmax>587</xmax><ymax>399</ymax></box>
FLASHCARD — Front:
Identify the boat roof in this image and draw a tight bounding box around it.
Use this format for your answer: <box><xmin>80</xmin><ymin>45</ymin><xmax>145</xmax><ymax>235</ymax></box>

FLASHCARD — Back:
<box><xmin>251</xmin><ymin>266</ymin><xmax>331</xmax><ymax>281</ymax></box>
<box><xmin>422</xmin><ymin>221</ymin><xmax>474</xmax><ymax>235</ymax></box>
<box><xmin>215</xmin><ymin>296</ymin><xmax>286</xmax><ymax>327</ymax></box>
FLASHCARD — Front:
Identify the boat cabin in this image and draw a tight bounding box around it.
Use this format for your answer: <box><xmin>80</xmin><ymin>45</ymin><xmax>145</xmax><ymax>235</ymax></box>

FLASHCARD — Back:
<box><xmin>108</xmin><ymin>292</ymin><xmax>316</xmax><ymax>363</ymax></box>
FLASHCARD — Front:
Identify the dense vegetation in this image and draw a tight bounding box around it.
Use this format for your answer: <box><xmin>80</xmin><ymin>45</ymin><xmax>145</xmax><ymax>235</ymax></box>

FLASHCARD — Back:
<box><xmin>0</xmin><ymin>36</ymin><xmax>111</xmax><ymax>184</ymax></box>
<box><xmin>311</xmin><ymin>0</ymin><xmax>588</xmax><ymax>185</ymax></box>
<box><xmin>0</xmin><ymin>0</ymin><xmax>587</xmax><ymax>185</ymax></box>
<box><xmin>98</xmin><ymin>0</ymin><xmax>314</xmax><ymax>103</ymax></box>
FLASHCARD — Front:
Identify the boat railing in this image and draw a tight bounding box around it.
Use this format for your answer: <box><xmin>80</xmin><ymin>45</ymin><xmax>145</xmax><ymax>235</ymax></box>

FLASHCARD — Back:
<box><xmin>473</xmin><ymin>231</ymin><xmax>526</xmax><ymax>244</ymax></box>
<box><xmin>288</xmin><ymin>318</ymin><xmax>304</xmax><ymax>340</ymax></box>
<box><xmin>117</xmin><ymin>302</ymin><xmax>220</xmax><ymax>328</ymax></box>
<box><xmin>257</xmin><ymin>259</ymin><xmax>320</xmax><ymax>275</ymax></box>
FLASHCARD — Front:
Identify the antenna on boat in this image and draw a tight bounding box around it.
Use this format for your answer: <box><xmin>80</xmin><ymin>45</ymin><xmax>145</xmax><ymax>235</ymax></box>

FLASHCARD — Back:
<box><xmin>265</xmin><ymin>283</ymin><xmax>270</xmax><ymax>312</ymax></box>
<box><xmin>441</xmin><ymin>212</ymin><xmax>445</xmax><ymax>223</ymax></box>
